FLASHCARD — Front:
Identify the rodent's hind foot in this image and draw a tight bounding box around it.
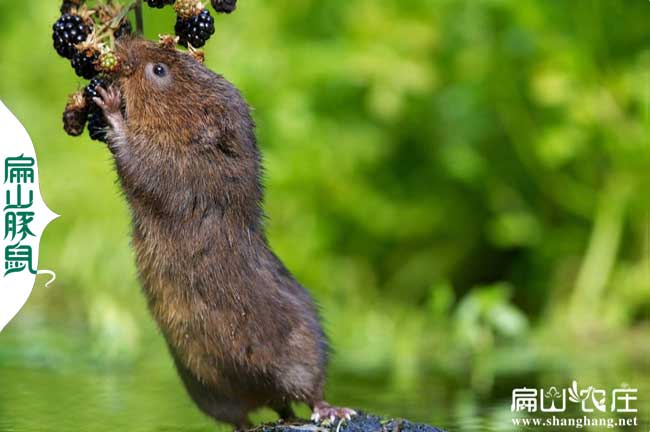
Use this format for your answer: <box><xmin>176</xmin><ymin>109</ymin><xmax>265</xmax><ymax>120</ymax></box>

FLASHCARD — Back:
<box><xmin>311</xmin><ymin>401</ymin><xmax>357</xmax><ymax>422</ymax></box>
<box><xmin>93</xmin><ymin>85</ymin><xmax>124</xmax><ymax>130</ymax></box>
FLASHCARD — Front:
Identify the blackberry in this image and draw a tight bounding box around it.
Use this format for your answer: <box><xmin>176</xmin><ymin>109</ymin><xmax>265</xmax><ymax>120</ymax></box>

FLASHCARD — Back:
<box><xmin>114</xmin><ymin>19</ymin><xmax>132</xmax><ymax>39</ymax></box>
<box><xmin>52</xmin><ymin>13</ymin><xmax>92</xmax><ymax>59</ymax></box>
<box><xmin>84</xmin><ymin>77</ymin><xmax>110</xmax><ymax>105</ymax></box>
<box><xmin>211</xmin><ymin>0</ymin><xmax>236</xmax><ymax>14</ymax></box>
<box><xmin>87</xmin><ymin>108</ymin><xmax>108</xmax><ymax>142</ymax></box>
<box><xmin>84</xmin><ymin>77</ymin><xmax>114</xmax><ymax>142</ymax></box>
<box><xmin>175</xmin><ymin>9</ymin><xmax>215</xmax><ymax>48</ymax></box>
<box><xmin>146</xmin><ymin>0</ymin><xmax>175</xmax><ymax>8</ymax></box>
<box><xmin>62</xmin><ymin>91</ymin><xmax>88</xmax><ymax>137</ymax></box>
<box><xmin>71</xmin><ymin>47</ymin><xmax>100</xmax><ymax>79</ymax></box>
<box><xmin>60</xmin><ymin>0</ymin><xmax>83</xmax><ymax>14</ymax></box>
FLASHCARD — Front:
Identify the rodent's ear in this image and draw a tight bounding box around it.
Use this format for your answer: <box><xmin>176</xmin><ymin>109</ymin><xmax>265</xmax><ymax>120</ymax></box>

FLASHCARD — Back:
<box><xmin>217</xmin><ymin>140</ymin><xmax>238</xmax><ymax>158</ymax></box>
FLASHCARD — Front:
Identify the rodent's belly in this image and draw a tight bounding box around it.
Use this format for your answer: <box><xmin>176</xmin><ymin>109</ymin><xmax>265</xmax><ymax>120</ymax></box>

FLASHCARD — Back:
<box><xmin>132</xmin><ymin>236</ymin><xmax>217</xmax><ymax>375</ymax></box>
<box><xmin>146</xmin><ymin>281</ymin><xmax>223</xmax><ymax>385</ymax></box>
<box><xmin>142</xmin><ymin>273</ymin><xmax>271</xmax><ymax>395</ymax></box>
<box><xmin>132</xmin><ymin>234</ymin><xmax>320</xmax><ymax>400</ymax></box>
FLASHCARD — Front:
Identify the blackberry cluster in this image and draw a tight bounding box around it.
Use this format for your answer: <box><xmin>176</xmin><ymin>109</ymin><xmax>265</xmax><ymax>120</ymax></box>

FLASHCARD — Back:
<box><xmin>114</xmin><ymin>19</ymin><xmax>132</xmax><ymax>39</ymax></box>
<box><xmin>56</xmin><ymin>0</ymin><xmax>237</xmax><ymax>143</ymax></box>
<box><xmin>52</xmin><ymin>13</ymin><xmax>92</xmax><ymax>59</ymax></box>
<box><xmin>84</xmin><ymin>77</ymin><xmax>108</xmax><ymax>103</ymax></box>
<box><xmin>211</xmin><ymin>0</ymin><xmax>237</xmax><ymax>14</ymax></box>
<box><xmin>87</xmin><ymin>109</ymin><xmax>109</xmax><ymax>142</ymax></box>
<box><xmin>61</xmin><ymin>77</ymin><xmax>110</xmax><ymax>142</ymax></box>
<box><xmin>71</xmin><ymin>48</ymin><xmax>99</xmax><ymax>79</ymax></box>
<box><xmin>146</xmin><ymin>0</ymin><xmax>175</xmax><ymax>8</ymax></box>
<box><xmin>84</xmin><ymin>77</ymin><xmax>111</xmax><ymax>143</ymax></box>
<box><xmin>175</xmin><ymin>9</ymin><xmax>215</xmax><ymax>48</ymax></box>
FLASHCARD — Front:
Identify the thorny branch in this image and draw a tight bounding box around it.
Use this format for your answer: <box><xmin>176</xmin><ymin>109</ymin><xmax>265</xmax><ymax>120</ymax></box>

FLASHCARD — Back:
<box><xmin>134</xmin><ymin>0</ymin><xmax>144</xmax><ymax>35</ymax></box>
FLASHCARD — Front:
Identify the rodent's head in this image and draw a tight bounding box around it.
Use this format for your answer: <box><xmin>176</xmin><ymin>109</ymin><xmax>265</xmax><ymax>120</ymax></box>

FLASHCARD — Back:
<box><xmin>114</xmin><ymin>37</ymin><xmax>254</xmax><ymax>150</ymax></box>
<box><xmin>113</xmin><ymin>37</ymin><xmax>262</xmax><ymax>221</ymax></box>
<box><xmin>116</xmin><ymin>37</ymin><xmax>190</xmax><ymax>104</ymax></box>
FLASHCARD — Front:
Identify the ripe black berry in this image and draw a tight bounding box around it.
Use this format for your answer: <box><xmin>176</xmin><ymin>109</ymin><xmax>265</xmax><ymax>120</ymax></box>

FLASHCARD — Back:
<box><xmin>71</xmin><ymin>48</ymin><xmax>99</xmax><ymax>79</ymax></box>
<box><xmin>211</xmin><ymin>0</ymin><xmax>236</xmax><ymax>14</ymax></box>
<box><xmin>84</xmin><ymin>77</ymin><xmax>110</xmax><ymax>105</ymax></box>
<box><xmin>114</xmin><ymin>19</ymin><xmax>132</xmax><ymax>39</ymax></box>
<box><xmin>84</xmin><ymin>78</ymin><xmax>114</xmax><ymax>142</ymax></box>
<box><xmin>52</xmin><ymin>13</ymin><xmax>92</xmax><ymax>59</ymax></box>
<box><xmin>87</xmin><ymin>108</ymin><xmax>108</xmax><ymax>142</ymax></box>
<box><xmin>146</xmin><ymin>0</ymin><xmax>175</xmax><ymax>8</ymax></box>
<box><xmin>175</xmin><ymin>9</ymin><xmax>215</xmax><ymax>48</ymax></box>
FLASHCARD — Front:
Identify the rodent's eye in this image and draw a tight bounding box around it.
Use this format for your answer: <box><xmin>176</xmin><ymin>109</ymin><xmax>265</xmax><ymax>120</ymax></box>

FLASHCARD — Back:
<box><xmin>153</xmin><ymin>63</ymin><xmax>167</xmax><ymax>77</ymax></box>
<box><xmin>145</xmin><ymin>62</ymin><xmax>172</xmax><ymax>86</ymax></box>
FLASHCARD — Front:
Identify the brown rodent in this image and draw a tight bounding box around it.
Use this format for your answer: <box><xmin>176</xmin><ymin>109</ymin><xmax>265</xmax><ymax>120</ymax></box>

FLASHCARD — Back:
<box><xmin>92</xmin><ymin>37</ymin><xmax>355</xmax><ymax>429</ymax></box>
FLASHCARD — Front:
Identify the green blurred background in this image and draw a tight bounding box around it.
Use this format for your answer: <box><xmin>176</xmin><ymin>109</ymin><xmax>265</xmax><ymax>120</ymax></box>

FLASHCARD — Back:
<box><xmin>0</xmin><ymin>0</ymin><xmax>649</xmax><ymax>431</ymax></box>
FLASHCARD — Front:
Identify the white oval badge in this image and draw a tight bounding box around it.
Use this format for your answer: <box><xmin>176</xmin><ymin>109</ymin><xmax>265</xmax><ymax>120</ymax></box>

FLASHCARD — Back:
<box><xmin>0</xmin><ymin>101</ymin><xmax>59</xmax><ymax>332</ymax></box>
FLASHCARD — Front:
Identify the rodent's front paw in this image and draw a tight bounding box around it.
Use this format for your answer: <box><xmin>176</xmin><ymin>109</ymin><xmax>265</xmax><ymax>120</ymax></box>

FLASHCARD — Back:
<box><xmin>93</xmin><ymin>85</ymin><xmax>124</xmax><ymax>129</ymax></box>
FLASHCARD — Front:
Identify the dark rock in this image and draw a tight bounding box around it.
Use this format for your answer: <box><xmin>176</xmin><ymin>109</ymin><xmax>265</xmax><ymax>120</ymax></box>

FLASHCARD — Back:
<box><xmin>254</xmin><ymin>413</ymin><xmax>446</xmax><ymax>432</ymax></box>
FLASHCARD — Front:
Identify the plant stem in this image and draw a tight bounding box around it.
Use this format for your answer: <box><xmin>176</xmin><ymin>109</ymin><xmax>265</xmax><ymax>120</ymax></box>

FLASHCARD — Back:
<box><xmin>135</xmin><ymin>0</ymin><xmax>144</xmax><ymax>36</ymax></box>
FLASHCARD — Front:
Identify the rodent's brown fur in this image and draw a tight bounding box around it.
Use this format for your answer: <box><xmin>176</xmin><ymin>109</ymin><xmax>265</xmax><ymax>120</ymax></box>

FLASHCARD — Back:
<box><xmin>93</xmin><ymin>37</ymin><xmax>352</xmax><ymax>428</ymax></box>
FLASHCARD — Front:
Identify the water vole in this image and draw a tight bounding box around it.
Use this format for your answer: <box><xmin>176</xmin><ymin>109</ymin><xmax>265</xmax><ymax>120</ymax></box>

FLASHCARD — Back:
<box><xmin>92</xmin><ymin>37</ymin><xmax>354</xmax><ymax>428</ymax></box>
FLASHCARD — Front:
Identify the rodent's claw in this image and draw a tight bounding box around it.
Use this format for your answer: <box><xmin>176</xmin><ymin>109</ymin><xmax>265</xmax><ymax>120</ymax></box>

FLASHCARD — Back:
<box><xmin>311</xmin><ymin>402</ymin><xmax>357</xmax><ymax>423</ymax></box>
<box><xmin>93</xmin><ymin>85</ymin><xmax>124</xmax><ymax>132</ymax></box>
<box><xmin>94</xmin><ymin>85</ymin><xmax>122</xmax><ymax>116</ymax></box>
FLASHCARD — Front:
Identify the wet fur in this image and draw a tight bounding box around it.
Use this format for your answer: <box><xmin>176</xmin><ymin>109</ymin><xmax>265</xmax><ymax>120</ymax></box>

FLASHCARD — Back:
<box><xmin>105</xmin><ymin>38</ymin><xmax>327</xmax><ymax>427</ymax></box>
